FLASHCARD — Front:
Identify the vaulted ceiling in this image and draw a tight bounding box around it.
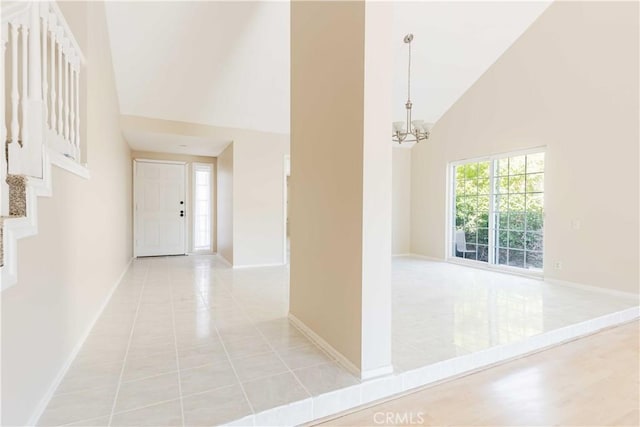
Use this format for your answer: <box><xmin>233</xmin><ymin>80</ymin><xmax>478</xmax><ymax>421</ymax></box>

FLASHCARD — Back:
<box><xmin>105</xmin><ymin>1</ymin><xmax>550</xmax><ymax>153</ymax></box>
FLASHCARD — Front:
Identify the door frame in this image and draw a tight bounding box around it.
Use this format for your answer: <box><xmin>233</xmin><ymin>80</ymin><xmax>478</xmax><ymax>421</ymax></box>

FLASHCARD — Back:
<box><xmin>133</xmin><ymin>159</ymin><xmax>189</xmax><ymax>258</ymax></box>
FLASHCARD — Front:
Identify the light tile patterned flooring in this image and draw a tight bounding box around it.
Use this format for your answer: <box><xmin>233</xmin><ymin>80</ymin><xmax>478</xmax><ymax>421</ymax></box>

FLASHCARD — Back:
<box><xmin>38</xmin><ymin>255</ymin><xmax>638</xmax><ymax>426</ymax></box>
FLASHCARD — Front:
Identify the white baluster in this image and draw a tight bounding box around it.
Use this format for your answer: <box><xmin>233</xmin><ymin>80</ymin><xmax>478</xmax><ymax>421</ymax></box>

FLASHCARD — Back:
<box><xmin>70</xmin><ymin>63</ymin><xmax>75</xmax><ymax>155</ymax></box>
<box><xmin>57</xmin><ymin>29</ymin><xmax>62</xmax><ymax>135</ymax></box>
<box><xmin>49</xmin><ymin>22</ymin><xmax>56</xmax><ymax>133</ymax></box>
<box><xmin>64</xmin><ymin>52</ymin><xmax>69</xmax><ymax>142</ymax></box>
<box><xmin>10</xmin><ymin>23</ymin><xmax>19</xmax><ymax>145</ymax></box>
<box><xmin>75</xmin><ymin>64</ymin><xmax>80</xmax><ymax>154</ymax></box>
<box><xmin>41</xmin><ymin>15</ymin><xmax>48</xmax><ymax>126</ymax></box>
<box><xmin>21</xmin><ymin>24</ymin><xmax>28</xmax><ymax>147</ymax></box>
<box><xmin>29</xmin><ymin>3</ymin><xmax>41</xmax><ymax>101</ymax></box>
<box><xmin>1</xmin><ymin>25</ymin><xmax>6</xmax><ymax>145</ymax></box>
<box><xmin>1</xmin><ymin>24</ymin><xmax>8</xmax><ymax>215</ymax></box>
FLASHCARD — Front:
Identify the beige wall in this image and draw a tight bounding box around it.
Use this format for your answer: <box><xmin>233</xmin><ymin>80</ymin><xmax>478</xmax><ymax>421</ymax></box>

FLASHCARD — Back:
<box><xmin>1</xmin><ymin>2</ymin><xmax>133</xmax><ymax>425</ymax></box>
<box><xmin>410</xmin><ymin>1</ymin><xmax>639</xmax><ymax>294</ymax></box>
<box><xmin>217</xmin><ymin>144</ymin><xmax>234</xmax><ymax>264</ymax></box>
<box><xmin>131</xmin><ymin>151</ymin><xmax>217</xmax><ymax>253</ymax></box>
<box><xmin>392</xmin><ymin>148</ymin><xmax>411</xmax><ymax>255</ymax></box>
<box><xmin>232</xmin><ymin>135</ymin><xmax>289</xmax><ymax>267</ymax></box>
<box><xmin>290</xmin><ymin>1</ymin><xmax>393</xmax><ymax>375</ymax></box>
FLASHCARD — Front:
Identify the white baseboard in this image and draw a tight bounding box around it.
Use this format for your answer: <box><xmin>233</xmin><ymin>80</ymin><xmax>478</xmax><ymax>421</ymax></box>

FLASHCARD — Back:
<box><xmin>28</xmin><ymin>257</ymin><xmax>133</xmax><ymax>426</ymax></box>
<box><xmin>547</xmin><ymin>278</ymin><xmax>639</xmax><ymax>301</ymax></box>
<box><xmin>234</xmin><ymin>262</ymin><xmax>286</xmax><ymax>269</ymax></box>
<box><xmin>405</xmin><ymin>253</ymin><xmax>444</xmax><ymax>262</ymax></box>
<box><xmin>288</xmin><ymin>313</ymin><xmax>362</xmax><ymax>378</ymax></box>
<box><xmin>391</xmin><ymin>253</ymin><xmax>412</xmax><ymax>258</ymax></box>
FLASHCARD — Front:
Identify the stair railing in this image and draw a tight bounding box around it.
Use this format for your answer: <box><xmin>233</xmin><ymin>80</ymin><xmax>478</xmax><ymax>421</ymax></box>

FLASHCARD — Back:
<box><xmin>1</xmin><ymin>0</ymin><xmax>85</xmax><ymax>191</ymax></box>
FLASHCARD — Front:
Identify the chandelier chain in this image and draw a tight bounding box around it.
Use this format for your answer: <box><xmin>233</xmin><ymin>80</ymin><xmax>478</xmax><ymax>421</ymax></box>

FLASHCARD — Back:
<box><xmin>407</xmin><ymin>37</ymin><xmax>411</xmax><ymax>102</ymax></box>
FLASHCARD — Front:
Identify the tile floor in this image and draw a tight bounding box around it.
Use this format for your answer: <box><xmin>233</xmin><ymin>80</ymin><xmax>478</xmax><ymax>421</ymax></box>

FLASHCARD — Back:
<box><xmin>38</xmin><ymin>255</ymin><xmax>638</xmax><ymax>426</ymax></box>
<box><xmin>391</xmin><ymin>257</ymin><xmax>638</xmax><ymax>371</ymax></box>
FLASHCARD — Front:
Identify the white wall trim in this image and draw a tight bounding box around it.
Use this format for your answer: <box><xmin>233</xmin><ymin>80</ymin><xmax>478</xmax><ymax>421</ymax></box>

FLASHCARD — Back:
<box><xmin>288</xmin><ymin>313</ymin><xmax>362</xmax><ymax>379</ymax></box>
<box><xmin>48</xmin><ymin>149</ymin><xmax>90</xmax><ymax>180</ymax></box>
<box><xmin>391</xmin><ymin>253</ymin><xmax>413</xmax><ymax>258</ymax></box>
<box><xmin>547</xmin><ymin>278</ymin><xmax>639</xmax><ymax>301</ymax></box>
<box><xmin>29</xmin><ymin>257</ymin><xmax>134</xmax><ymax>426</ymax></box>
<box><xmin>401</xmin><ymin>253</ymin><xmax>444</xmax><ymax>262</ymax></box>
<box><xmin>233</xmin><ymin>262</ymin><xmax>286</xmax><ymax>269</ymax></box>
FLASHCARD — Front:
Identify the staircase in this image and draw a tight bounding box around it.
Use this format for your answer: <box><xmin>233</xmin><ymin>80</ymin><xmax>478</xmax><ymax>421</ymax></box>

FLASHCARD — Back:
<box><xmin>1</xmin><ymin>1</ymin><xmax>87</xmax><ymax>290</ymax></box>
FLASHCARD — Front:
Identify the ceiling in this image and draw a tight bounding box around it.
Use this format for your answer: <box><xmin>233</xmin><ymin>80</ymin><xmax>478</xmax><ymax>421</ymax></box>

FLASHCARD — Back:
<box><xmin>106</xmin><ymin>1</ymin><xmax>550</xmax><ymax>155</ymax></box>
<box><xmin>392</xmin><ymin>1</ymin><xmax>551</xmax><ymax>124</ymax></box>
<box><xmin>124</xmin><ymin>130</ymin><xmax>231</xmax><ymax>157</ymax></box>
<box><xmin>105</xmin><ymin>1</ymin><xmax>290</xmax><ymax>135</ymax></box>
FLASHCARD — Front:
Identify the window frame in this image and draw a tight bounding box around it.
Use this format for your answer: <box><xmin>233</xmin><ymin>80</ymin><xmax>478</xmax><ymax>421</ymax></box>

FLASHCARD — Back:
<box><xmin>446</xmin><ymin>147</ymin><xmax>546</xmax><ymax>278</ymax></box>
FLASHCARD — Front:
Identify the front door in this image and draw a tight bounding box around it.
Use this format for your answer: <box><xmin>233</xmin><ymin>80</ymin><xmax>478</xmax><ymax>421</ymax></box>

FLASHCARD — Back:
<box><xmin>134</xmin><ymin>160</ymin><xmax>186</xmax><ymax>257</ymax></box>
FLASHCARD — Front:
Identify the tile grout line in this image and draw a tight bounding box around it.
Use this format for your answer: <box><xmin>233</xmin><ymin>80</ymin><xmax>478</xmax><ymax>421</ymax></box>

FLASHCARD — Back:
<box><xmin>106</xmin><ymin>261</ymin><xmax>150</xmax><ymax>427</ymax></box>
<box><xmin>195</xmin><ymin>281</ymin><xmax>257</xmax><ymax>415</ymax></box>
<box><xmin>224</xmin><ymin>289</ymin><xmax>316</xmax><ymax>403</ymax></box>
<box><xmin>168</xmin><ymin>264</ymin><xmax>186</xmax><ymax>427</ymax></box>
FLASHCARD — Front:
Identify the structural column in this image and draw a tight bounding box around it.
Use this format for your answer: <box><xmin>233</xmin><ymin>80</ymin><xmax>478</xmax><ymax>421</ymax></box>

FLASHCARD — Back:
<box><xmin>289</xmin><ymin>0</ymin><xmax>393</xmax><ymax>379</ymax></box>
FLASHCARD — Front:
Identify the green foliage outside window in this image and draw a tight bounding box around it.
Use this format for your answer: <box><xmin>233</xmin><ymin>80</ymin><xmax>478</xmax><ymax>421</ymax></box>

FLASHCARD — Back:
<box><xmin>454</xmin><ymin>153</ymin><xmax>544</xmax><ymax>269</ymax></box>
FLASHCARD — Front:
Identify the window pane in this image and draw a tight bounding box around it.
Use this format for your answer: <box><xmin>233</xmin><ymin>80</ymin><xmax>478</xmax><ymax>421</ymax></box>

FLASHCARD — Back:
<box><xmin>498</xmin><ymin>248</ymin><xmax>508</xmax><ymax>264</ymax></box>
<box><xmin>509</xmin><ymin>194</ymin><xmax>525</xmax><ymax>212</ymax></box>
<box><xmin>526</xmin><ymin>251</ymin><xmax>543</xmax><ymax>269</ymax></box>
<box><xmin>498</xmin><ymin>176</ymin><xmax>509</xmax><ymax>194</ymax></box>
<box><xmin>498</xmin><ymin>230</ymin><xmax>509</xmax><ymax>248</ymax></box>
<box><xmin>508</xmin><ymin>249</ymin><xmax>525</xmax><ymax>268</ymax></box>
<box><xmin>526</xmin><ymin>153</ymin><xmax>545</xmax><ymax>173</ymax></box>
<box><xmin>497</xmin><ymin>212</ymin><xmax>508</xmax><ymax>229</ymax></box>
<box><xmin>478</xmin><ymin>228</ymin><xmax>489</xmax><ymax>245</ymax></box>
<box><xmin>509</xmin><ymin>156</ymin><xmax>526</xmax><ymax>175</ymax></box>
<box><xmin>477</xmin><ymin>245</ymin><xmax>489</xmax><ymax>262</ymax></box>
<box><xmin>477</xmin><ymin>212</ymin><xmax>489</xmax><ymax>228</ymax></box>
<box><xmin>497</xmin><ymin>159</ymin><xmax>509</xmax><ymax>176</ymax></box>
<box><xmin>509</xmin><ymin>212</ymin><xmax>525</xmax><ymax>231</ymax></box>
<box><xmin>193</xmin><ymin>165</ymin><xmax>212</xmax><ymax>251</ymax></box>
<box><xmin>526</xmin><ymin>231</ymin><xmax>544</xmax><ymax>251</ymax></box>
<box><xmin>464</xmin><ymin>179</ymin><xmax>477</xmax><ymax>195</ymax></box>
<box><xmin>509</xmin><ymin>175</ymin><xmax>526</xmax><ymax>194</ymax></box>
<box><xmin>478</xmin><ymin>178</ymin><xmax>490</xmax><ymax>194</ymax></box>
<box><xmin>526</xmin><ymin>173</ymin><xmax>544</xmax><ymax>193</ymax></box>
<box><xmin>526</xmin><ymin>212</ymin><xmax>544</xmax><ymax>231</ymax></box>
<box><xmin>508</xmin><ymin>231</ymin><xmax>525</xmax><ymax>249</ymax></box>
<box><xmin>527</xmin><ymin>193</ymin><xmax>544</xmax><ymax>211</ymax></box>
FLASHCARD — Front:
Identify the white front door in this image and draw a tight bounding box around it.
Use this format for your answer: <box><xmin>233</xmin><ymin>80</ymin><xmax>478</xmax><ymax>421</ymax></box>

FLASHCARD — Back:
<box><xmin>134</xmin><ymin>160</ymin><xmax>186</xmax><ymax>257</ymax></box>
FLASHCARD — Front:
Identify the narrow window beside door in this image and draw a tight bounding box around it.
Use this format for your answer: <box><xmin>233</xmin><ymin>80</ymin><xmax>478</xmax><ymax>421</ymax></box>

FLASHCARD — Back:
<box><xmin>193</xmin><ymin>163</ymin><xmax>213</xmax><ymax>251</ymax></box>
<box><xmin>451</xmin><ymin>151</ymin><xmax>545</xmax><ymax>271</ymax></box>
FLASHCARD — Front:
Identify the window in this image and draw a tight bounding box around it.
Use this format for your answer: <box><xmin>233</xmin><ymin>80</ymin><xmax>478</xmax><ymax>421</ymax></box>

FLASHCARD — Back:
<box><xmin>451</xmin><ymin>151</ymin><xmax>544</xmax><ymax>272</ymax></box>
<box><xmin>193</xmin><ymin>163</ymin><xmax>213</xmax><ymax>251</ymax></box>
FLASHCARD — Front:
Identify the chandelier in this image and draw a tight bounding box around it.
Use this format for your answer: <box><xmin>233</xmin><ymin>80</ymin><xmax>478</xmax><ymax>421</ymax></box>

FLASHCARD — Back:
<box><xmin>392</xmin><ymin>34</ymin><xmax>432</xmax><ymax>145</ymax></box>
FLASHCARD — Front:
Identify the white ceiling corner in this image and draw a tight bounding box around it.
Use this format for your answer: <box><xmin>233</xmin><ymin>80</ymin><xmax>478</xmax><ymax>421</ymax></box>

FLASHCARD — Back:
<box><xmin>105</xmin><ymin>0</ymin><xmax>551</xmax><ymax>154</ymax></box>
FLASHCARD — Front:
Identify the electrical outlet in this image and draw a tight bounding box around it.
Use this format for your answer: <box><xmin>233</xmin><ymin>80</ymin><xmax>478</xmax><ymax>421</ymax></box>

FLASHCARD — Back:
<box><xmin>553</xmin><ymin>261</ymin><xmax>562</xmax><ymax>270</ymax></box>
